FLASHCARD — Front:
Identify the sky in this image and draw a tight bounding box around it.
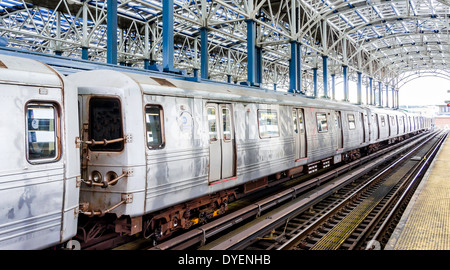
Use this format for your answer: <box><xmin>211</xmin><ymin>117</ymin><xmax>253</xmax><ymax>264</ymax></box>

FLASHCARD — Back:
<box><xmin>330</xmin><ymin>76</ymin><xmax>450</xmax><ymax>107</ymax></box>
<box><xmin>399</xmin><ymin>77</ymin><xmax>450</xmax><ymax>106</ymax></box>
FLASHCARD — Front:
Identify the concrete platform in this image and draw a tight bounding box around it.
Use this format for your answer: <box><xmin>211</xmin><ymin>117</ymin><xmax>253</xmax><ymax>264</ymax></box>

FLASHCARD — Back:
<box><xmin>386</xmin><ymin>133</ymin><xmax>450</xmax><ymax>250</ymax></box>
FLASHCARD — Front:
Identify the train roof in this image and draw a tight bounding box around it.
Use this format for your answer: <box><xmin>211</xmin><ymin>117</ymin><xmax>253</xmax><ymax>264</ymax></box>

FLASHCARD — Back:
<box><xmin>70</xmin><ymin>69</ymin><xmax>372</xmax><ymax>112</ymax></box>
<box><xmin>0</xmin><ymin>54</ymin><xmax>62</xmax><ymax>87</ymax></box>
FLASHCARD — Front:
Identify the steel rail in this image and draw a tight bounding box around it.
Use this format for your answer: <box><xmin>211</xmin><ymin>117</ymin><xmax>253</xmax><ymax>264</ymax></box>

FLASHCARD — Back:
<box><xmin>364</xmin><ymin>131</ymin><xmax>448</xmax><ymax>250</ymax></box>
<box><xmin>149</xmin><ymin>131</ymin><xmax>433</xmax><ymax>250</ymax></box>
<box><xmin>145</xmin><ymin>132</ymin><xmax>435</xmax><ymax>250</ymax></box>
<box><xmin>277</xmin><ymin>130</ymin><xmax>441</xmax><ymax>250</ymax></box>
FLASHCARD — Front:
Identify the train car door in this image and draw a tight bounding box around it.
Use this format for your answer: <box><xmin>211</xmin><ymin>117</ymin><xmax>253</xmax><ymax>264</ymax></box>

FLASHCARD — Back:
<box><xmin>374</xmin><ymin>113</ymin><xmax>380</xmax><ymax>140</ymax></box>
<box><xmin>293</xmin><ymin>108</ymin><xmax>307</xmax><ymax>160</ymax></box>
<box><xmin>360</xmin><ymin>113</ymin><xmax>366</xmax><ymax>143</ymax></box>
<box><xmin>335</xmin><ymin>111</ymin><xmax>343</xmax><ymax>149</ymax></box>
<box><xmin>206</xmin><ymin>103</ymin><xmax>235</xmax><ymax>182</ymax></box>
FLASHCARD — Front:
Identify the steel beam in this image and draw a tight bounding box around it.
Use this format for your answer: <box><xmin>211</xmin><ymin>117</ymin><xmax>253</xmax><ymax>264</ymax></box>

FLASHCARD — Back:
<box><xmin>392</xmin><ymin>87</ymin><xmax>395</xmax><ymax>109</ymax></box>
<box><xmin>162</xmin><ymin>0</ymin><xmax>177</xmax><ymax>72</ymax></box>
<box><xmin>313</xmin><ymin>67</ymin><xmax>318</xmax><ymax>98</ymax></box>
<box><xmin>343</xmin><ymin>65</ymin><xmax>348</xmax><ymax>102</ymax></box>
<box><xmin>322</xmin><ymin>55</ymin><xmax>328</xmax><ymax>98</ymax></box>
<box><xmin>378</xmin><ymin>81</ymin><xmax>382</xmax><ymax>107</ymax></box>
<box><xmin>331</xmin><ymin>74</ymin><xmax>336</xmax><ymax>100</ymax></box>
<box><xmin>385</xmin><ymin>84</ymin><xmax>389</xmax><ymax>108</ymax></box>
<box><xmin>256</xmin><ymin>47</ymin><xmax>263</xmax><ymax>86</ymax></box>
<box><xmin>246</xmin><ymin>19</ymin><xmax>257</xmax><ymax>86</ymax></box>
<box><xmin>369</xmin><ymin>77</ymin><xmax>373</xmax><ymax>105</ymax></box>
<box><xmin>201</xmin><ymin>27</ymin><xmax>209</xmax><ymax>80</ymax></box>
<box><xmin>357</xmin><ymin>72</ymin><xmax>362</xmax><ymax>105</ymax></box>
<box><xmin>106</xmin><ymin>0</ymin><xmax>117</xmax><ymax>65</ymax></box>
<box><xmin>289</xmin><ymin>41</ymin><xmax>298</xmax><ymax>93</ymax></box>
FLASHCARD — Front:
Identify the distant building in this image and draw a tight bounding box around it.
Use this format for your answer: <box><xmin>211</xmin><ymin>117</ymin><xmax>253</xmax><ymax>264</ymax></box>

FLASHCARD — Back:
<box><xmin>435</xmin><ymin>104</ymin><xmax>450</xmax><ymax>129</ymax></box>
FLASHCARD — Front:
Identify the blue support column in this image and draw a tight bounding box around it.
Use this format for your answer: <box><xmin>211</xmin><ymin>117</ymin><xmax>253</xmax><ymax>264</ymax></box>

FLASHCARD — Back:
<box><xmin>82</xmin><ymin>47</ymin><xmax>89</xmax><ymax>60</ymax></box>
<box><xmin>297</xmin><ymin>43</ymin><xmax>302</xmax><ymax>94</ymax></box>
<box><xmin>366</xmin><ymin>83</ymin><xmax>369</xmax><ymax>105</ymax></box>
<box><xmin>343</xmin><ymin>65</ymin><xmax>348</xmax><ymax>102</ymax></box>
<box><xmin>357</xmin><ymin>72</ymin><xmax>362</xmax><ymax>105</ymax></box>
<box><xmin>313</xmin><ymin>68</ymin><xmax>318</xmax><ymax>98</ymax></box>
<box><xmin>162</xmin><ymin>0</ymin><xmax>179</xmax><ymax>72</ymax></box>
<box><xmin>200</xmin><ymin>28</ymin><xmax>208</xmax><ymax>79</ymax></box>
<box><xmin>200</xmin><ymin>27</ymin><xmax>209</xmax><ymax>80</ymax></box>
<box><xmin>246</xmin><ymin>19</ymin><xmax>257</xmax><ymax>86</ymax></box>
<box><xmin>369</xmin><ymin>77</ymin><xmax>373</xmax><ymax>105</ymax></box>
<box><xmin>385</xmin><ymin>85</ymin><xmax>389</xmax><ymax>107</ymax></box>
<box><xmin>396</xmin><ymin>89</ymin><xmax>400</xmax><ymax>108</ymax></box>
<box><xmin>289</xmin><ymin>41</ymin><xmax>298</xmax><ymax>93</ymax></box>
<box><xmin>106</xmin><ymin>0</ymin><xmax>117</xmax><ymax>65</ymax></box>
<box><xmin>378</xmin><ymin>81</ymin><xmax>382</xmax><ymax>107</ymax></box>
<box><xmin>331</xmin><ymin>74</ymin><xmax>336</xmax><ymax>100</ymax></box>
<box><xmin>256</xmin><ymin>47</ymin><xmax>263</xmax><ymax>86</ymax></box>
<box><xmin>392</xmin><ymin>87</ymin><xmax>395</xmax><ymax>109</ymax></box>
<box><xmin>322</xmin><ymin>55</ymin><xmax>328</xmax><ymax>98</ymax></box>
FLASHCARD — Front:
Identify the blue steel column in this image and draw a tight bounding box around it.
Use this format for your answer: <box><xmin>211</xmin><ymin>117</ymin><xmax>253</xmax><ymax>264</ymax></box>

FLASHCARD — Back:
<box><xmin>162</xmin><ymin>0</ymin><xmax>177</xmax><ymax>72</ymax></box>
<box><xmin>106</xmin><ymin>0</ymin><xmax>117</xmax><ymax>65</ymax></box>
<box><xmin>343</xmin><ymin>65</ymin><xmax>348</xmax><ymax>102</ymax></box>
<box><xmin>313</xmin><ymin>68</ymin><xmax>318</xmax><ymax>98</ymax></box>
<box><xmin>246</xmin><ymin>19</ymin><xmax>257</xmax><ymax>86</ymax></box>
<box><xmin>297</xmin><ymin>43</ymin><xmax>302</xmax><ymax>94</ymax></box>
<box><xmin>256</xmin><ymin>47</ymin><xmax>263</xmax><ymax>86</ymax></box>
<box><xmin>396</xmin><ymin>89</ymin><xmax>400</xmax><ymax>108</ymax></box>
<box><xmin>392</xmin><ymin>87</ymin><xmax>395</xmax><ymax>109</ymax></box>
<box><xmin>357</xmin><ymin>72</ymin><xmax>362</xmax><ymax>105</ymax></box>
<box><xmin>200</xmin><ymin>27</ymin><xmax>209</xmax><ymax>79</ymax></box>
<box><xmin>289</xmin><ymin>41</ymin><xmax>298</xmax><ymax>93</ymax></box>
<box><xmin>366</xmin><ymin>83</ymin><xmax>369</xmax><ymax>105</ymax></box>
<box><xmin>82</xmin><ymin>47</ymin><xmax>89</xmax><ymax>60</ymax></box>
<box><xmin>322</xmin><ymin>55</ymin><xmax>328</xmax><ymax>98</ymax></box>
<box><xmin>331</xmin><ymin>74</ymin><xmax>336</xmax><ymax>100</ymax></box>
<box><xmin>385</xmin><ymin>85</ymin><xmax>389</xmax><ymax>107</ymax></box>
<box><xmin>378</xmin><ymin>81</ymin><xmax>382</xmax><ymax>107</ymax></box>
<box><xmin>369</xmin><ymin>78</ymin><xmax>373</xmax><ymax>105</ymax></box>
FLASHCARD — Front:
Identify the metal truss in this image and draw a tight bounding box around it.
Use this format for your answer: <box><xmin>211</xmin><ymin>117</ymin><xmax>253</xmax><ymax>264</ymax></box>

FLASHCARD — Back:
<box><xmin>0</xmin><ymin>0</ymin><xmax>448</xmax><ymax>98</ymax></box>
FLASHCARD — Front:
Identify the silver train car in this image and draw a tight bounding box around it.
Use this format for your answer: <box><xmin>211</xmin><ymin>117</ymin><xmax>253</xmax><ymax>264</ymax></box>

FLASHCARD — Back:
<box><xmin>69</xmin><ymin>69</ymin><xmax>431</xmax><ymax>242</ymax></box>
<box><xmin>0</xmin><ymin>55</ymin><xmax>80</xmax><ymax>249</ymax></box>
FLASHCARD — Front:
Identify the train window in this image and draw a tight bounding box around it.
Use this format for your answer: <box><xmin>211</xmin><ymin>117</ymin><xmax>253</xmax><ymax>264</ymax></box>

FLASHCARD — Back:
<box><xmin>299</xmin><ymin>112</ymin><xmax>305</xmax><ymax>134</ymax></box>
<box><xmin>258</xmin><ymin>110</ymin><xmax>279</xmax><ymax>138</ymax></box>
<box><xmin>380</xmin><ymin>115</ymin><xmax>386</xmax><ymax>127</ymax></box>
<box><xmin>347</xmin><ymin>114</ymin><xmax>356</xmax><ymax>130</ymax></box>
<box><xmin>145</xmin><ymin>105</ymin><xmax>164</xmax><ymax>149</ymax></box>
<box><xmin>207</xmin><ymin>107</ymin><xmax>218</xmax><ymax>141</ymax></box>
<box><xmin>222</xmin><ymin>108</ymin><xmax>232</xmax><ymax>141</ymax></box>
<box><xmin>292</xmin><ymin>110</ymin><xmax>298</xmax><ymax>134</ymax></box>
<box><xmin>26</xmin><ymin>103</ymin><xmax>60</xmax><ymax>163</ymax></box>
<box><xmin>316</xmin><ymin>113</ymin><xmax>328</xmax><ymax>133</ymax></box>
<box><xmin>391</xmin><ymin>116</ymin><xmax>396</xmax><ymax>126</ymax></box>
<box><xmin>89</xmin><ymin>97</ymin><xmax>124</xmax><ymax>151</ymax></box>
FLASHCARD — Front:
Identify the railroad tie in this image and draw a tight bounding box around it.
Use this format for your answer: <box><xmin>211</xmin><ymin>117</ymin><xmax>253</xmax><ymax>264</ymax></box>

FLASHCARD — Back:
<box><xmin>310</xmin><ymin>164</ymin><xmax>415</xmax><ymax>250</ymax></box>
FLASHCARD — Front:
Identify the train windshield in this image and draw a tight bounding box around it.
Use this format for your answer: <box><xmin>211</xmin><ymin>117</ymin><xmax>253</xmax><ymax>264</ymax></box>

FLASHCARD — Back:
<box><xmin>89</xmin><ymin>97</ymin><xmax>124</xmax><ymax>151</ymax></box>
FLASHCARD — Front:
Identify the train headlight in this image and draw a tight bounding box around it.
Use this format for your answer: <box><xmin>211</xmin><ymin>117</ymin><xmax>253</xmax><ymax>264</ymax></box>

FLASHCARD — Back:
<box><xmin>91</xmin><ymin>171</ymin><xmax>102</xmax><ymax>184</ymax></box>
<box><xmin>106</xmin><ymin>171</ymin><xmax>118</xmax><ymax>186</ymax></box>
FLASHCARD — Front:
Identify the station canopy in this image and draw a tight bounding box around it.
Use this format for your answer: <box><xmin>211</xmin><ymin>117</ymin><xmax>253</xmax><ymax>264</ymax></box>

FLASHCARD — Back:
<box><xmin>0</xmin><ymin>0</ymin><xmax>448</xmax><ymax>92</ymax></box>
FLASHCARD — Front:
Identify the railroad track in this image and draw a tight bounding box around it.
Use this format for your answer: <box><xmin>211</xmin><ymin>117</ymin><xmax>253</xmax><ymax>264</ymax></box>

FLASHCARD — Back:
<box><xmin>137</xmin><ymin>130</ymin><xmax>440</xmax><ymax>251</ymax></box>
<box><xmin>279</xmin><ymin>130</ymin><xmax>447</xmax><ymax>250</ymax></box>
<box><xmin>199</xmin><ymin>130</ymin><xmax>446</xmax><ymax>251</ymax></box>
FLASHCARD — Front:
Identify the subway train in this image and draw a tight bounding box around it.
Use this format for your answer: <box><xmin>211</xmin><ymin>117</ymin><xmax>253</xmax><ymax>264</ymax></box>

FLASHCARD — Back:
<box><xmin>69</xmin><ymin>68</ymin><xmax>432</xmax><ymax>244</ymax></box>
<box><xmin>0</xmin><ymin>55</ymin><xmax>80</xmax><ymax>249</ymax></box>
<box><xmin>0</xmin><ymin>54</ymin><xmax>432</xmax><ymax>249</ymax></box>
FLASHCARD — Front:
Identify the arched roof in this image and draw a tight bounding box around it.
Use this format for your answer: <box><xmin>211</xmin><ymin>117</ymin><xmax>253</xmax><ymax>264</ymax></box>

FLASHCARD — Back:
<box><xmin>0</xmin><ymin>0</ymin><xmax>448</xmax><ymax>93</ymax></box>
